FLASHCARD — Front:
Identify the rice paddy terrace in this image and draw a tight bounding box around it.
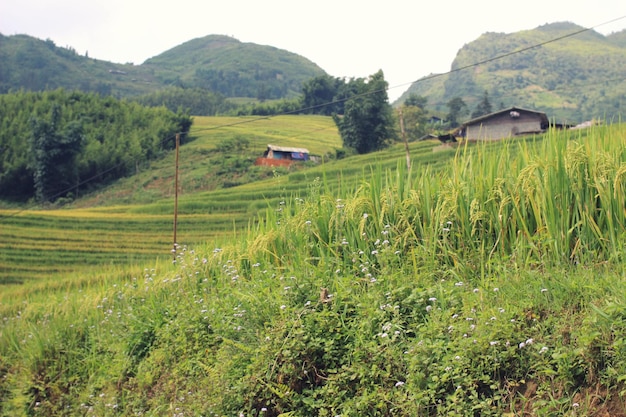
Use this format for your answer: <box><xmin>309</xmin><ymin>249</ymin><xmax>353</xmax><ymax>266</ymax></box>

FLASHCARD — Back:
<box><xmin>0</xmin><ymin>115</ymin><xmax>454</xmax><ymax>285</ymax></box>
<box><xmin>1</xmin><ymin>119</ymin><xmax>625</xmax><ymax>416</ymax></box>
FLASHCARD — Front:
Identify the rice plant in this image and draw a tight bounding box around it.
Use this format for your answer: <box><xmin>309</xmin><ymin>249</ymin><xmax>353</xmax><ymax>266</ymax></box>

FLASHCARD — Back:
<box><xmin>1</xmin><ymin>123</ymin><xmax>625</xmax><ymax>416</ymax></box>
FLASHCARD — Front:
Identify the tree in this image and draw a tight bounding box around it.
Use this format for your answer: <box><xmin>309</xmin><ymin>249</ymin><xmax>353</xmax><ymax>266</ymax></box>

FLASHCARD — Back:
<box><xmin>446</xmin><ymin>97</ymin><xmax>468</xmax><ymax>128</ymax></box>
<box><xmin>332</xmin><ymin>70</ymin><xmax>395</xmax><ymax>154</ymax></box>
<box><xmin>397</xmin><ymin>104</ymin><xmax>428</xmax><ymax>141</ymax></box>
<box><xmin>0</xmin><ymin>89</ymin><xmax>192</xmax><ymax>202</ymax></box>
<box><xmin>29</xmin><ymin>104</ymin><xmax>84</xmax><ymax>202</ymax></box>
<box><xmin>403</xmin><ymin>93</ymin><xmax>428</xmax><ymax>109</ymax></box>
<box><xmin>471</xmin><ymin>90</ymin><xmax>493</xmax><ymax>118</ymax></box>
<box><xmin>300</xmin><ymin>74</ymin><xmax>344</xmax><ymax>115</ymax></box>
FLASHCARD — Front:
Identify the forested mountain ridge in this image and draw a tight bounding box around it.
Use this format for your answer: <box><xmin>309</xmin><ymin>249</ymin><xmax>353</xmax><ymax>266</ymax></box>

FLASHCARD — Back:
<box><xmin>0</xmin><ymin>33</ymin><xmax>326</xmax><ymax>100</ymax></box>
<box><xmin>0</xmin><ymin>34</ymin><xmax>158</xmax><ymax>96</ymax></box>
<box><xmin>397</xmin><ymin>22</ymin><xmax>626</xmax><ymax>122</ymax></box>
<box><xmin>143</xmin><ymin>35</ymin><xmax>326</xmax><ymax>99</ymax></box>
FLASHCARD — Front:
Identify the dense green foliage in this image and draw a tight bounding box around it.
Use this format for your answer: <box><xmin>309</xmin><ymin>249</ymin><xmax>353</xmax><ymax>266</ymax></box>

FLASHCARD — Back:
<box><xmin>395</xmin><ymin>94</ymin><xmax>438</xmax><ymax>141</ymax></box>
<box><xmin>143</xmin><ymin>35</ymin><xmax>325</xmax><ymax>100</ymax></box>
<box><xmin>0</xmin><ymin>33</ymin><xmax>325</xmax><ymax>101</ymax></box>
<box><xmin>133</xmin><ymin>86</ymin><xmax>235</xmax><ymax>116</ymax></box>
<box><xmin>300</xmin><ymin>74</ymin><xmax>355</xmax><ymax>115</ymax></box>
<box><xmin>0</xmin><ymin>89</ymin><xmax>192</xmax><ymax>201</ymax></box>
<box><xmin>446</xmin><ymin>97</ymin><xmax>468</xmax><ymax>128</ymax></box>
<box><xmin>398</xmin><ymin>22</ymin><xmax>626</xmax><ymax>122</ymax></box>
<box><xmin>333</xmin><ymin>71</ymin><xmax>396</xmax><ymax>154</ymax></box>
<box><xmin>29</xmin><ymin>104</ymin><xmax>85</xmax><ymax>202</ymax></box>
<box><xmin>0</xmin><ymin>34</ymin><xmax>158</xmax><ymax>97</ymax></box>
<box><xmin>1</xmin><ymin>125</ymin><xmax>625</xmax><ymax>416</ymax></box>
<box><xmin>232</xmin><ymin>98</ymin><xmax>304</xmax><ymax>117</ymax></box>
<box><xmin>471</xmin><ymin>90</ymin><xmax>493</xmax><ymax>118</ymax></box>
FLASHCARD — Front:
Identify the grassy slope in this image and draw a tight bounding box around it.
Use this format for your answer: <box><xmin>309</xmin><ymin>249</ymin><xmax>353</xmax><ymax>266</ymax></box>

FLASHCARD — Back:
<box><xmin>0</xmin><ymin>34</ymin><xmax>159</xmax><ymax>96</ymax></box>
<box><xmin>1</xmin><ymin>122</ymin><xmax>625</xmax><ymax>416</ymax></box>
<box><xmin>0</xmin><ymin>115</ymin><xmax>449</xmax><ymax>284</ymax></box>
<box><xmin>0</xmin><ymin>115</ymin><xmax>338</xmax><ymax>283</ymax></box>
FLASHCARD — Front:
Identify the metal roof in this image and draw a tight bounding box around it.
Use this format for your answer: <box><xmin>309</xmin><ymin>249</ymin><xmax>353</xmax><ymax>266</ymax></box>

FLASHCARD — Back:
<box><xmin>267</xmin><ymin>144</ymin><xmax>310</xmax><ymax>154</ymax></box>
<box><xmin>461</xmin><ymin>106</ymin><xmax>549</xmax><ymax>127</ymax></box>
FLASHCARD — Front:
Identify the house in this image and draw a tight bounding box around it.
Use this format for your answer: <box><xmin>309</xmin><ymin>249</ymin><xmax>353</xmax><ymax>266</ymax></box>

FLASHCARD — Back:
<box><xmin>456</xmin><ymin>107</ymin><xmax>549</xmax><ymax>141</ymax></box>
<box><xmin>255</xmin><ymin>144</ymin><xmax>310</xmax><ymax>167</ymax></box>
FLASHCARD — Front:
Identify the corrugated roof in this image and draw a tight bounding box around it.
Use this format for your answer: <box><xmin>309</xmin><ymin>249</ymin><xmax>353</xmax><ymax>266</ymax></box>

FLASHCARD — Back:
<box><xmin>267</xmin><ymin>144</ymin><xmax>310</xmax><ymax>154</ymax></box>
<box><xmin>461</xmin><ymin>106</ymin><xmax>548</xmax><ymax>127</ymax></box>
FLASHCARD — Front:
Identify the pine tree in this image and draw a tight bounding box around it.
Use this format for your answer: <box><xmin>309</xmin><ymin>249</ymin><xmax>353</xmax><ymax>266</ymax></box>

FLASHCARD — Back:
<box><xmin>471</xmin><ymin>90</ymin><xmax>493</xmax><ymax>119</ymax></box>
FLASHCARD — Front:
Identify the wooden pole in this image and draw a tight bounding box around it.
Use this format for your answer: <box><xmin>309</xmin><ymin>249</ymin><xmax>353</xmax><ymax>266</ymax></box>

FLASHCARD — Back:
<box><xmin>399</xmin><ymin>108</ymin><xmax>411</xmax><ymax>170</ymax></box>
<box><xmin>172</xmin><ymin>133</ymin><xmax>180</xmax><ymax>259</ymax></box>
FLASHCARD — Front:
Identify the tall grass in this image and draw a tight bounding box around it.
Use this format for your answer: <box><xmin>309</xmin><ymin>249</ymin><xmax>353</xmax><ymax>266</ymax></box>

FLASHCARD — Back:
<box><xmin>1</xmin><ymin>124</ymin><xmax>625</xmax><ymax>416</ymax></box>
<box><xmin>238</xmin><ymin>126</ymin><xmax>625</xmax><ymax>274</ymax></box>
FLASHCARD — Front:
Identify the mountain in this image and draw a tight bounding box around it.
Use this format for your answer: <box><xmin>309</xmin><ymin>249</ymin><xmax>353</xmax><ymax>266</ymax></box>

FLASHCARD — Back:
<box><xmin>396</xmin><ymin>22</ymin><xmax>626</xmax><ymax>122</ymax></box>
<box><xmin>142</xmin><ymin>35</ymin><xmax>326</xmax><ymax>99</ymax></box>
<box><xmin>0</xmin><ymin>34</ymin><xmax>159</xmax><ymax>96</ymax></box>
<box><xmin>0</xmin><ymin>33</ymin><xmax>326</xmax><ymax>100</ymax></box>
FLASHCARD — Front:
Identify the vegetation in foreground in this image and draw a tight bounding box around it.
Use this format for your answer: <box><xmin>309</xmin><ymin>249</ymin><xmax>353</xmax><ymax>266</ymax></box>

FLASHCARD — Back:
<box><xmin>1</xmin><ymin>124</ymin><xmax>626</xmax><ymax>416</ymax></box>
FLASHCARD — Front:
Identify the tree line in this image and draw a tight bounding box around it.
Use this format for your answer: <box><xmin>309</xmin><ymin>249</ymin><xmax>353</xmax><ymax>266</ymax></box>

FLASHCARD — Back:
<box><xmin>0</xmin><ymin>89</ymin><xmax>191</xmax><ymax>203</ymax></box>
<box><xmin>0</xmin><ymin>75</ymin><xmax>494</xmax><ymax>204</ymax></box>
<box><xmin>236</xmin><ymin>70</ymin><xmax>397</xmax><ymax>155</ymax></box>
<box><xmin>133</xmin><ymin>86</ymin><xmax>236</xmax><ymax>116</ymax></box>
<box><xmin>236</xmin><ymin>71</ymin><xmax>496</xmax><ymax>154</ymax></box>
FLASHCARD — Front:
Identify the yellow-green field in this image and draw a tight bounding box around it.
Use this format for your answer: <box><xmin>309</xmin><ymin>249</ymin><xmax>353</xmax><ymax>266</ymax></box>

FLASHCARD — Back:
<box><xmin>0</xmin><ymin>115</ymin><xmax>450</xmax><ymax>284</ymax></box>
<box><xmin>1</xmin><ymin>122</ymin><xmax>625</xmax><ymax>416</ymax></box>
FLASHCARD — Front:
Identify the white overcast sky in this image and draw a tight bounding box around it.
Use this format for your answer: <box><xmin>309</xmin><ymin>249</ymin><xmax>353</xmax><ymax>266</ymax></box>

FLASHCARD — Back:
<box><xmin>1</xmin><ymin>0</ymin><xmax>625</xmax><ymax>101</ymax></box>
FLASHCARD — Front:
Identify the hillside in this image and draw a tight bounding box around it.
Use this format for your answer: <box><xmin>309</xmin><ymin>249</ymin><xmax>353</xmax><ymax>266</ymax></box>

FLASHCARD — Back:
<box><xmin>0</xmin><ymin>33</ymin><xmax>326</xmax><ymax>100</ymax></box>
<box><xmin>143</xmin><ymin>35</ymin><xmax>326</xmax><ymax>99</ymax></box>
<box><xmin>0</xmin><ymin>113</ymin><xmax>452</xmax><ymax>283</ymax></box>
<box><xmin>1</xmin><ymin>124</ymin><xmax>626</xmax><ymax>415</ymax></box>
<box><xmin>0</xmin><ymin>34</ymin><xmax>158</xmax><ymax>96</ymax></box>
<box><xmin>397</xmin><ymin>22</ymin><xmax>626</xmax><ymax>122</ymax></box>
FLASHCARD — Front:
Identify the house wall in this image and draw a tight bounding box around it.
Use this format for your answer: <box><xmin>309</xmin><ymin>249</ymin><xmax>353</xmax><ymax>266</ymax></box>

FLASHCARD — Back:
<box><xmin>255</xmin><ymin>157</ymin><xmax>293</xmax><ymax>167</ymax></box>
<box><xmin>466</xmin><ymin>112</ymin><xmax>543</xmax><ymax>141</ymax></box>
<box><xmin>266</xmin><ymin>150</ymin><xmax>309</xmax><ymax>160</ymax></box>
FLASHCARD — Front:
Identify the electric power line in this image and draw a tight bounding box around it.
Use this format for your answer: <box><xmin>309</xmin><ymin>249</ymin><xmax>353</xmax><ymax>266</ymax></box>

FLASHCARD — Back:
<box><xmin>1</xmin><ymin>15</ymin><xmax>625</xmax><ymax>220</ymax></box>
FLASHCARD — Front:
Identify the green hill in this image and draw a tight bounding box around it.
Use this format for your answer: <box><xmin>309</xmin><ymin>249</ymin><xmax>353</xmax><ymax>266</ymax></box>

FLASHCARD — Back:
<box><xmin>397</xmin><ymin>22</ymin><xmax>626</xmax><ymax>122</ymax></box>
<box><xmin>0</xmin><ymin>34</ymin><xmax>159</xmax><ymax>96</ymax></box>
<box><xmin>0</xmin><ymin>33</ymin><xmax>326</xmax><ymax>100</ymax></box>
<box><xmin>143</xmin><ymin>35</ymin><xmax>326</xmax><ymax>99</ymax></box>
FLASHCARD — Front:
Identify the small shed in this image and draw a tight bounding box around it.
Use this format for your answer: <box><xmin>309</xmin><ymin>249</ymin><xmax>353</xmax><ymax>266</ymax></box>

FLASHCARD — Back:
<box><xmin>255</xmin><ymin>144</ymin><xmax>310</xmax><ymax>167</ymax></box>
<box><xmin>457</xmin><ymin>107</ymin><xmax>549</xmax><ymax>141</ymax></box>
<box><xmin>264</xmin><ymin>144</ymin><xmax>309</xmax><ymax>161</ymax></box>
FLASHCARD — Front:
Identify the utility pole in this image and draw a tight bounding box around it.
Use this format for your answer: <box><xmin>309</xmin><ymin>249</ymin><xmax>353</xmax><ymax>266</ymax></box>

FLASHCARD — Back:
<box><xmin>172</xmin><ymin>133</ymin><xmax>180</xmax><ymax>260</ymax></box>
<box><xmin>399</xmin><ymin>108</ymin><xmax>411</xmax><ymax>170</ymax></box>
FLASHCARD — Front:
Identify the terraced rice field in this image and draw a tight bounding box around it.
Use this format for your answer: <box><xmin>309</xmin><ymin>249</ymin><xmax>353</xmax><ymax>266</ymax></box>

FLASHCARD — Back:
<box><xmin>0</xmin><ymin>114</ymin><xmax>461</xmax><ymax>284</ymax></box>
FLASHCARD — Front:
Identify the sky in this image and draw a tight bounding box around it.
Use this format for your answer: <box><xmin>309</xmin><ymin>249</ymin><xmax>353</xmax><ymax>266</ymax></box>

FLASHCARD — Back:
<box><xmin>1</xmin><ymin>0</ymin><xmax>625</xmax><ymax>101</ymax></box>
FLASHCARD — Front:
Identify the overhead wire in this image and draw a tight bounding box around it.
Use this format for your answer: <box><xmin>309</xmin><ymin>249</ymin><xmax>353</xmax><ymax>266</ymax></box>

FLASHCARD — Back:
<box><xmin>189</xmin><ymin>14</ymin><xmax>626</xmax><ymax>137</ymax></box>
<box><xmin>1</xmin><ymin>15</ymin><xmax>625</xmax><ymax>219</ymax></box>
<box><xmin>386</xmin><ymin>14</ymin><xmax>626</xmax><ymax>98</ymax></box>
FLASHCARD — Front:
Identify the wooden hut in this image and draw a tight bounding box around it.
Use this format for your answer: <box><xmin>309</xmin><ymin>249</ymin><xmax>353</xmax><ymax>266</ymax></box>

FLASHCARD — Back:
<box><xmin>255</xmin><ymin>144</ymin><xmax>310</xmax><ymax>167</ymax></box>
<box><xmin>456</xmin><ymin>107</ymin><xmax>549</xmax><ymax>141</ymax></box>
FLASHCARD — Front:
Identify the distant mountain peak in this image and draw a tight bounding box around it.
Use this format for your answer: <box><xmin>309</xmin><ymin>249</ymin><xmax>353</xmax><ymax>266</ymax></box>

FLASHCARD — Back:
<box><xmin>0</xmin><ymin>32</ymin><xmax>326</xmax><ymax>99</ymax></box>
<box><xmin>396</xmin><ymin>21</ymin><xmax>626</xmax><ymax>122</ymax></box>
